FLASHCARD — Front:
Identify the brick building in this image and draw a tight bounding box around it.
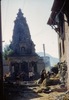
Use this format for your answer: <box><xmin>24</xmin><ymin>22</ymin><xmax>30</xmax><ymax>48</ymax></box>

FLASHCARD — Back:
<box><xmin>47</xmin><ymin>0</ymin><xmax>69</xmax><ymax>89</ymax></box>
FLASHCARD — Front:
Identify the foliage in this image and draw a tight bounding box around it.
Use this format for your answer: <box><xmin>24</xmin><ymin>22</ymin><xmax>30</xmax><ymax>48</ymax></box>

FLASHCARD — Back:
<box><xmin>3</xmin><ymin>44</ymin><xmax>13</xmax><ymax>60</ymax></box>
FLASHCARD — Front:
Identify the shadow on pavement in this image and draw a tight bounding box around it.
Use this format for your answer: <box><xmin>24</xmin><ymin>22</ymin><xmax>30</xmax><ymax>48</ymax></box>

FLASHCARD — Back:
<box><xmin>4</xmin><ymin>82</ymin><xmax>42</xmax><ymax>100</ymax></box>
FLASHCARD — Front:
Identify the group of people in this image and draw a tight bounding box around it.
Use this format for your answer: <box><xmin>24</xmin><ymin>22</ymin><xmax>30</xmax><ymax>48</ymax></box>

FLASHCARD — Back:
<box><xmin>39</xmin><ymin>69</ymin><xmax>51</xmax><ymax>84</ymax></box>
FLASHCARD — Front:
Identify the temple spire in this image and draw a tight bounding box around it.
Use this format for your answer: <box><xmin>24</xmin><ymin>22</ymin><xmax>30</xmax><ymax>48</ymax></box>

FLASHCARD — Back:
<box><xmin>17</xmin><ymin>9</ymin><xmax>23</xmax><ymax>18</ymax></box>
<box><xmin>10</xmin><ymin>9</ymin><xmax>35</xmax><ymax>55</ymax></box>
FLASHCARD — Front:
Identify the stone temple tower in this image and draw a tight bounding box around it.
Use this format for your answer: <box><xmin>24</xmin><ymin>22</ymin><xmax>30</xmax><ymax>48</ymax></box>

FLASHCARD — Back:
<box><xmin>10</xmin><ymin>9</ymin><xmax>35</xmax><ymax>56</ymax></box>
<box><xmin>8</xmin><ymin>9</ymin><xmax>45</xmax><ymax>80</ymax></box>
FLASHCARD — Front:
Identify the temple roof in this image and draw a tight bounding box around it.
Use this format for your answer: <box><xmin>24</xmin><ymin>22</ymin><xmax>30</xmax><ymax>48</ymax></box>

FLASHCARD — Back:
<box><xmin>51</xmin><ymin>0</ymin><xmax>65</xmax><ymax>12</ymax></box>
<box><xmin>47</xmin><ymin>12</ymin><xmax>57</xmax><ymax>25</ymax></box>
<box><xmin>47</xmin><ymin>0</ymin><xmax>68</xmax><ymax>26</ymax></box>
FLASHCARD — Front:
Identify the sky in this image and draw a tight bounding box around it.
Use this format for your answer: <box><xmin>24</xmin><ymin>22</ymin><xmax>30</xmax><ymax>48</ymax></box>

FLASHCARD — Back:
<box><xmin>1</xmin><ymin>0</ymin><xmax>59</xmax><ymax>58</ymax></box>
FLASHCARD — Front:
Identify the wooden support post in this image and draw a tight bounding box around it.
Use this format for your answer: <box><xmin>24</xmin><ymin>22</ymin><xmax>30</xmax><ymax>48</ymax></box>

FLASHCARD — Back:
<box><xmin>0</xmin><ymin>0</ymin><xmax>3</xmax><ymax>99</ymax></box>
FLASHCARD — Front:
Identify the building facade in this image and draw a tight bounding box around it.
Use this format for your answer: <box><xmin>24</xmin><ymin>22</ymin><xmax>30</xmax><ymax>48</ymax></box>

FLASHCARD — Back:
<box><xmin>47</xmin><ymin>0</ymin><xmax>69</xmax><ymax>89</ymax></box>
<box><xmin>8</xmin><ymin>9</ymin><xmax>45</xmax><ymax>80</ymax></box>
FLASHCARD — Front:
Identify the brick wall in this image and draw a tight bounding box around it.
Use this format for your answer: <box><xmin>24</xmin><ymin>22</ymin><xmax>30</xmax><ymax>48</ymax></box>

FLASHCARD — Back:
<box><xmin>64</xmin><ymin>15</ymin><xmax>69</xmax><ymax>89</ymax></box>
<box><xmin>65</xmin><ymin>27</ymin><xmax>69</xmax><ymax>89</ymax></box>
<box><xmin>58</xmin><ymin>14</ymin><xmax>69</xmax><ymax>89</ymax></box>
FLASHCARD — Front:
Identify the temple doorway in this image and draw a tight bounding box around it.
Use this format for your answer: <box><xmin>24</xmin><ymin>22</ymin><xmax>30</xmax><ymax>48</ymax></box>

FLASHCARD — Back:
<box><xmin>31</xmin><ymin>61</ymin><xmax>37</xmax><ymax>73</ymax></box>
<box><xmin>14</xmin><ymin>62</ymin><xmax>19</xmax><ymax>76</ymax></box>
<box><xmin>21</xmin><ymin>61</ymin><xmax>29</xmax><ymax>80</ymax></box>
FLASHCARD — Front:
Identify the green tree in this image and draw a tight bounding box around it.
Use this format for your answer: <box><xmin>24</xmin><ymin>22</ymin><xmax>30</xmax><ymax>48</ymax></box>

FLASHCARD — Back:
<box><xmin>3</xmin><ymin>45</ymin><xmax>13</xmax><ymax>60</ymax></box>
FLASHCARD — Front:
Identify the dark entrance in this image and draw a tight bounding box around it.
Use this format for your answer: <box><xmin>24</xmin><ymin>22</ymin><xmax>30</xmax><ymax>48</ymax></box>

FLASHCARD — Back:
<box><xmin>21</xmin><ymin>62</ymin><xmax>28</xmax><ymax>73</ymax></box>
<box><xmin>21</xmin><ymin>61</ymin><xmax>29</xmax><ymax>80</ymax></box>
<box><xmin>31</xmin><ymin>61</ymin><xmax>39</xmax><ymax>79</ymax></box>
<box><xmin>31</xmin><ymin>61</ymin><xmax>37</xmax><ymax>73</ymax></box>
<box><xmin>14</xmin><ymin>63</ymin><xmax>19</xmax><ymax>76</ymax></box>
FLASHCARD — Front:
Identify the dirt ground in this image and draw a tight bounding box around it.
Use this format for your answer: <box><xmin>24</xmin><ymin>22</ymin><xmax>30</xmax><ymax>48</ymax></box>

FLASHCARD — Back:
<box><xmin>29</xmin><ymin>85</ymin><xmax>66</xmax><ymax>100</ymax></box>
<box><xmin>4</xmin><ymin>81</ymin><xmax>68</xmax><ymax>100</ymax></box>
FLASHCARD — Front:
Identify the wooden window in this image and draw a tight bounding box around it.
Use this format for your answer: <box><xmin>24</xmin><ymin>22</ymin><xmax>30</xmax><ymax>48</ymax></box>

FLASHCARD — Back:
<box><xmin>59</xmin><ymin>13</ymin><xmax>65</xmax><ymax>39</ymax></box>
<box><xmin>59</xmin><ymin>43</ymin><xmax>62</xmax><ymax>58</ymax></box>
<box><xmin>62</xmin><ymin>39</ymin><xmax>65</xmax><ymax>54</ymax></box>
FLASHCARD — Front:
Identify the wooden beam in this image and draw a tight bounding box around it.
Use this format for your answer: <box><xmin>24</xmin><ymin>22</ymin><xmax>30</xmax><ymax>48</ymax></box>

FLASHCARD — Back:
<box><xmin>0</xmin><ymin>0</ymin><xmax>3</xmax><ymax>99</ymax></box>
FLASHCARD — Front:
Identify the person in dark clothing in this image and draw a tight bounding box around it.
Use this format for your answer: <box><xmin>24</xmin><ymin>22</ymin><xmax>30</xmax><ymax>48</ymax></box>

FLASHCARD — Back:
<box><xmin>40</xmin><ymin>69</ymin><xmax>47</xmax><ymax>83</ymax></box>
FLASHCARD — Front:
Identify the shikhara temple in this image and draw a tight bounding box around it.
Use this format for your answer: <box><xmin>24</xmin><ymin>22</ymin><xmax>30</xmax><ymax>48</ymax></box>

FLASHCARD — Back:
<box><xmin>8</xmin><ymin>9</ymin><xmax>45</xmax><ymax>80</ymax></box>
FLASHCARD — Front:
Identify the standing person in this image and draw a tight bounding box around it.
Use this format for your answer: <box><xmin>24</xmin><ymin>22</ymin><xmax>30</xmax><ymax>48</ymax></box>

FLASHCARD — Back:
<box><xmin>40</xmin><ymin>69</ymin><xmax>47</xmax><ymax>83</ymax></box>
